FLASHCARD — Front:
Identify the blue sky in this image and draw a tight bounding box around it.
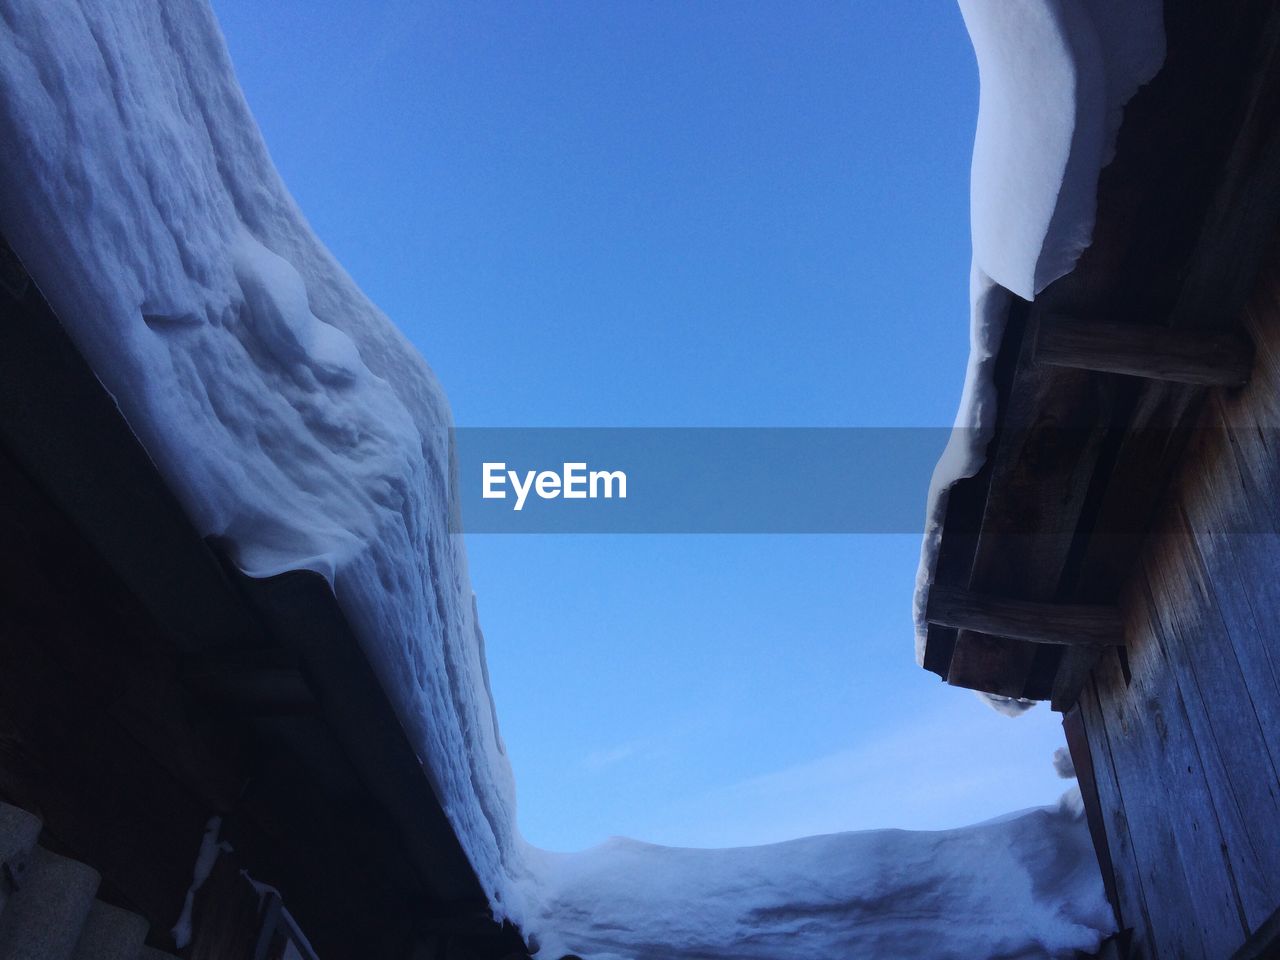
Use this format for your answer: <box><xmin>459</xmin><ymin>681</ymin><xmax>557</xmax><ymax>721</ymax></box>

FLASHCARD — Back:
<box><xmin>212</xmin><ymin>0</ymin><xmax>1071</xmax><ymax>851</ymax></box>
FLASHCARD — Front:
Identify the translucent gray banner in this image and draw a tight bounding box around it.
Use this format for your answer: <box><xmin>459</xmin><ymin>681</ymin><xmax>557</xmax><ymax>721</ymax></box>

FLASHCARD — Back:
<box><xmin>448</xmin><ymin>428</ymin><xmax>943</xmax><ymax>533</ymax></box>
<box><xmin>444</xmin><ymin>426</ymin><xmax>1280</xmax><ymax>534</ymax></box>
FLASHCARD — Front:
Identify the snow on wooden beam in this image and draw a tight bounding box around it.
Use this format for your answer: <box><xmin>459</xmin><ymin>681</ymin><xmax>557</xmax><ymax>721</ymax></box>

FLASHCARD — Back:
<box><xmin>925</xmin><ymin>585</ymin><xmax>1124</xmax><ymax>648</ymax></box>
<box><xmin>1036</xmin><ymin>317</ymin><xmax>1253</xmax><ymax>386</ymax></box>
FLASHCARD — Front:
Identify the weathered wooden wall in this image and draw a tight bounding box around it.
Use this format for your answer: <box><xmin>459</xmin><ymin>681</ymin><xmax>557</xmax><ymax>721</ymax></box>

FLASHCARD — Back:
<box><xmin>1073</xmin><ymin>254</ymin><xmax>1280</xmax><ymax>958</ymax></box>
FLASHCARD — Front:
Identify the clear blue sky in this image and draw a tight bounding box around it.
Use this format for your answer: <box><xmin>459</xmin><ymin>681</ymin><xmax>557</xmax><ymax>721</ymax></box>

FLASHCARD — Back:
<box><xmin>212</xmin><ymin>0</ymin><xmax>1071</xmax><ymax>851</ymax></box>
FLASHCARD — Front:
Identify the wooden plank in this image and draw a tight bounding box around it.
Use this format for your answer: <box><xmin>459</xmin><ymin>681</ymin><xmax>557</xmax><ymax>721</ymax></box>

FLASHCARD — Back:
<box><xmin>1181</xmin><ymin>405</ymin><xmax>1280</xmax><ymax>746</ymax></box>
<box><xmin>1200</xmin><ymin>521</ymin><xmax>1280</xmax><ymax>730</ymax></box>
<box><xmin>1191</xmin><ymin>558</ymin><xmax>1280</xmax><ymax>715</ymax></box>
<box><xmin>1075</xmin><ymin>0</ymin><xmax>1280</xmax><ymax>592</ymax></box>
<box><xmin>1021</xmin><ymin>641</ymin><xmax>1067</xmax><ymax>702</ymax></box>
<box><xmin>1096</xmin><ymin>571</ymin><xmax>1250</xmax><ymax>956</ymax></box>
<box><xmin>1205</xmin><ymin>265</ymin><xmax>1280</xmax><ymax>699</ymax></box>
<box><xmin>1093</xmin><ymin>608</ymin><xmax>1209</xmax><ymax>958</ymax></box>
<box><xmin>1062</xmin><ymin>704</ymin><xmax>1120</xmax><ymax>927</ymax></box>
<box><xmin>944</xmin><ymin>0</ymin><xmax>1280</xmax><ymax>703</ymax></box>
<box><xmin>1070</xmin><ymin>383</ymin><xmax>1203</xmax><ymax>597</ymax></box>
<box><xmin>1141</xmin><ymin>518</ymin><xmax>1280</xmax><ymax>933</ymax></box>
<box><xmin>1142</xmin><ymin>261</ymin><xmax>1280</xmax><ymax>936</ymax></box>
<box><xmin>1049</xmin><ymin>647</ymin><xmax>1102</xmax><ymax>713</ymax></box>
<box><xmin>922</xmin><ymin>301</ymin><xmax>1034</xmax><ymax>682</ymax></box>
<box><xmin>1077</xmin><ymin>669</ymin><xmax>1156</xmax><ymax>956</ymax></box>
<box><xmin>968</xmin><ymin>335</ymin><xmax>1116</xmax><ymax>597</ymax></box>
<box><xmin>924</xmin><ymin>0</ymin><xmax>1280</xmax><ymax>703</ymax></box>
<box><xmin>944</xmin><ymin>630</ymin><xmax>1038</xmax><ymax>698</ymax></box>
<box><xmin>921</xmin><ymin>624</ymin><xmax>958</xmax><ymax>681</ymax></box>
<box><xmin>1037</xmin><ymin>317</ymin><xmax>1252</xmax><ymax>385</ymax></box>
<box><xmin>925</xmin><ymin>585</ymin><xmax>1123</xmax><ymax>647</ymax></box>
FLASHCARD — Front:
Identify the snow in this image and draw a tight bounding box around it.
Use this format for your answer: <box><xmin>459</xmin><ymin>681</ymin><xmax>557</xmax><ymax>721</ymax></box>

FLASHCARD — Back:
<box><xmin>0</xmin><ymin>1</ymin><xmax>1116</xmax><ymax>957</ymax></box>
<box><xmin>913</xmin><ymin>0</ymin><xmax>1165</xmax><ymax>683</ymax></box>
<box><xmin>966</xmin><ymin>0</ymin><xmax>1165</xmax><ymax>300</ymax></box>
<box><xmin>527</xmin><ymin>804</ymin><xmax>1112</xmax><ymax>960</ymax></box>
<box><xmin>1053</xmin><ymin>747</ymin><xmax>1076</xmax><ymax>780</ymax></box>
<box><xmin>0</xmin><ymin>0</ymin><xmax>530</xmax><ymax>922</ymax></box>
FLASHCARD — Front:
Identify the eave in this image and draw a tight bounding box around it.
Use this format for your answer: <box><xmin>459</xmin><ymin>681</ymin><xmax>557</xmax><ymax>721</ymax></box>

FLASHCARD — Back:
<box><xmin>921</xmin><ymin>0</ymin><xmax>1280</xmax><ymax>712</ymax></box>
<box><xmin>0</xmin><ymin>234</ymin><xmax>528</xmax><ymax>958</ymax></box>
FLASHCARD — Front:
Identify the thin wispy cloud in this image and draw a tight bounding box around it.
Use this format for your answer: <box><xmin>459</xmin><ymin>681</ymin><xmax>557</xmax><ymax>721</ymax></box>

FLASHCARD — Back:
<box><xmin>582</xmin><ymin>740</ymin><xmax>645</xmax><ymax>771</ymax></box>
<box><xmin>635</xmin><ymin>701</ymin><xmax>1068</xmax><ymax>848</ymax></box>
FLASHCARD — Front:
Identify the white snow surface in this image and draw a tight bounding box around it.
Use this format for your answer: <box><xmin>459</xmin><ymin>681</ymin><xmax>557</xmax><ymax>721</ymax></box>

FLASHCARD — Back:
<box><xmin>913</xmin><ymin>0</ymin><xmax>1165</xmax><ymax>675</ymax></box>
<box><xmin>529</xmin><ymin>806</ymin><xmax>1112</xmax><ymax>960</ymax></box>
<box><xmin>0</xmin><ymin>0</ymin><xmax>530</xmax><ymax>922</ymax></box>
<box><xmin>0</xmin><ymin>2</ymin><xmax>1116</xmax><ymax>957</ymax></box>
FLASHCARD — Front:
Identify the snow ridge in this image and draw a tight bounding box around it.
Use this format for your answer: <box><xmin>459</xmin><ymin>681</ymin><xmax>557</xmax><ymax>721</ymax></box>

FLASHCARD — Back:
<box><xmin>527</xmin><ymin>804</ymin><xmax>1112</xmax><ymax>960</ymax></box>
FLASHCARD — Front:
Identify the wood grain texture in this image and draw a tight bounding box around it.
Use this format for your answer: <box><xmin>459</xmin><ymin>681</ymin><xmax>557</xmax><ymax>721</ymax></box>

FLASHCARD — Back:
<box><xmin>943</xmin><ymin>629</ymin><xmax>1039</xmax><ymax>698</ymax></box>
<box><xmin>1140</xmin><ymin>521</ymin><xmax>1279</xmax><ymax>934</ymax></box>
<box><xmin>1063</xmin><ymin>704</ymin><xmax>1120</xmax><ymax>928</ymax></box>
<box><xmin>925</xmin><ymin>585</ymin><xmax>1123</xmax><ymax>648</ymax></box>
<box><xmin>928</xmin><ymin>5</ymin><xmax>1280</xmax><ymax>953</ymax></box>
<box><xmin>1076</xmin><ymin>675</ymin><xmax>1154</xmax><ymax>953</ymax></box>
<box><xmin>1036</xmin><ymin>317</ymin><xmax>1253</xmax><ymax>385</ymax></box>
<box><xmin>1099</xmin><ymin>578</ymin><xmax>1247</xmax><ymax>956</ymax></box>
<box><xmin>1069</xmin><ymin>248</ymin><xmax>1280</xmax><ymax>957</ymax></box>
<box><xmin>925</xmin><ymin>0</ymin><xmax>1280</xmax><ymax>709</ymax></box>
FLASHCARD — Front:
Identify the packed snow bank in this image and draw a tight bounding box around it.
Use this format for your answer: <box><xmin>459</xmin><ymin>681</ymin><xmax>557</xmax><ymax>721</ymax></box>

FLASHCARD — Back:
<box><xmin>966</xmin><ymin>0</ymin><xmax>1165</xmax><ymax>300</ymax></box>
<box><xmin>913</xmin><ymin>0</ymin><xmax>1165</xmax><ymax>675</ymax></box>
<box><xmin>525</xmin><ymin>803</ymin><xmax>1112</xmax><ymax>960</ymax></box>
<box><xmin>1</xmin><ymin>1</ymin><xmax>1115</xmax><ymax>956</ymax></box>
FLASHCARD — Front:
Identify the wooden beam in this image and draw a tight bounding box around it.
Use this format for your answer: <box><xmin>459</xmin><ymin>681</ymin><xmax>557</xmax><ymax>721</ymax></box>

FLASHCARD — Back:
<box><xmin>1036</xmin><ymin>317</ymin><xmax>1253</xmax><ymax>386</ymax></box>
<box><xmin>925</xmin><ymin>584</ymin><xmax>1124</xmax><ymax>648</ymax></box>
<box><xmin>1049</xmin><ymin>646</ymin><xmax>1103</xmax><ymax>712</ymax></box>
<box><xmin>1061</xmin><ymin>704</ymin><xmax>1122</xmax><ymax>933</ymax></box>
<box><xmin>945</xmin><ymin>629</ymin><xmax>1039</xmax><ymax>697</ymax></box>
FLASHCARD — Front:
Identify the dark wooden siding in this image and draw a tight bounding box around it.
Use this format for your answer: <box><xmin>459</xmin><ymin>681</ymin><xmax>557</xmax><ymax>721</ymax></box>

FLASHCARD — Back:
<box><xmin>1074</xmin><ymin>255</ymin><xmax>1280</xmax><ymax>958</ymax></box>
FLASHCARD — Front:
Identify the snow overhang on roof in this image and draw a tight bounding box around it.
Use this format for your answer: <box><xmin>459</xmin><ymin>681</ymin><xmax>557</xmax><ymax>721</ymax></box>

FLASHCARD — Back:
<box><xmin>0</xmin><ymin>0</ymin><xmax>529</xmax><ymax>924</ymax></box>
<box><xmin>0</xmin><ymin>232</ymin><xmax>529</xmax><ymax>957</ymax></box>
<box><xmin>915</xmin><ymin>0</ymin><xmax>1280</xmax><ymax>714</ymax></box>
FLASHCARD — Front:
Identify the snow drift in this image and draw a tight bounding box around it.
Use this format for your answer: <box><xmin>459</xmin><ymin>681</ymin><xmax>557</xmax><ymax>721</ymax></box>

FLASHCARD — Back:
<box><xmin>0</xmin><ymin>1</ymin><xmax>1118</xmax><ymax>957</ymax></box>
<box><xmin>913</xmin><ymin>0</ymin><xmax>1166</xmax><ymax>692</ymax></box>
<box><xmin>529</xmin><ymin>803</ymin><xmax>1111</xmax><ymax>960</ymax></box>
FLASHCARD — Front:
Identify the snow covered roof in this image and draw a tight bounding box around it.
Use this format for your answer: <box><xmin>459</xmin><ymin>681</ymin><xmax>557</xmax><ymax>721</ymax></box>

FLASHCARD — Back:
<box><xmin>0</xmin><ymin>0</ymin><xmax>530</xmax><ymax>926</ymax></box>
<box><xmin>913</xmin><ymin>0</ymin><xmax>1165</xmax><ymax>712</ymax></box>
<box><xmin>915</xmin><ymin>0</ymin><xmax>1280</xmax><ymax>716</ymax></box>
<box><xmin>0</xmin><ymin>233</ymin><xmax>523</xmax><ymax>953</ymax></box>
